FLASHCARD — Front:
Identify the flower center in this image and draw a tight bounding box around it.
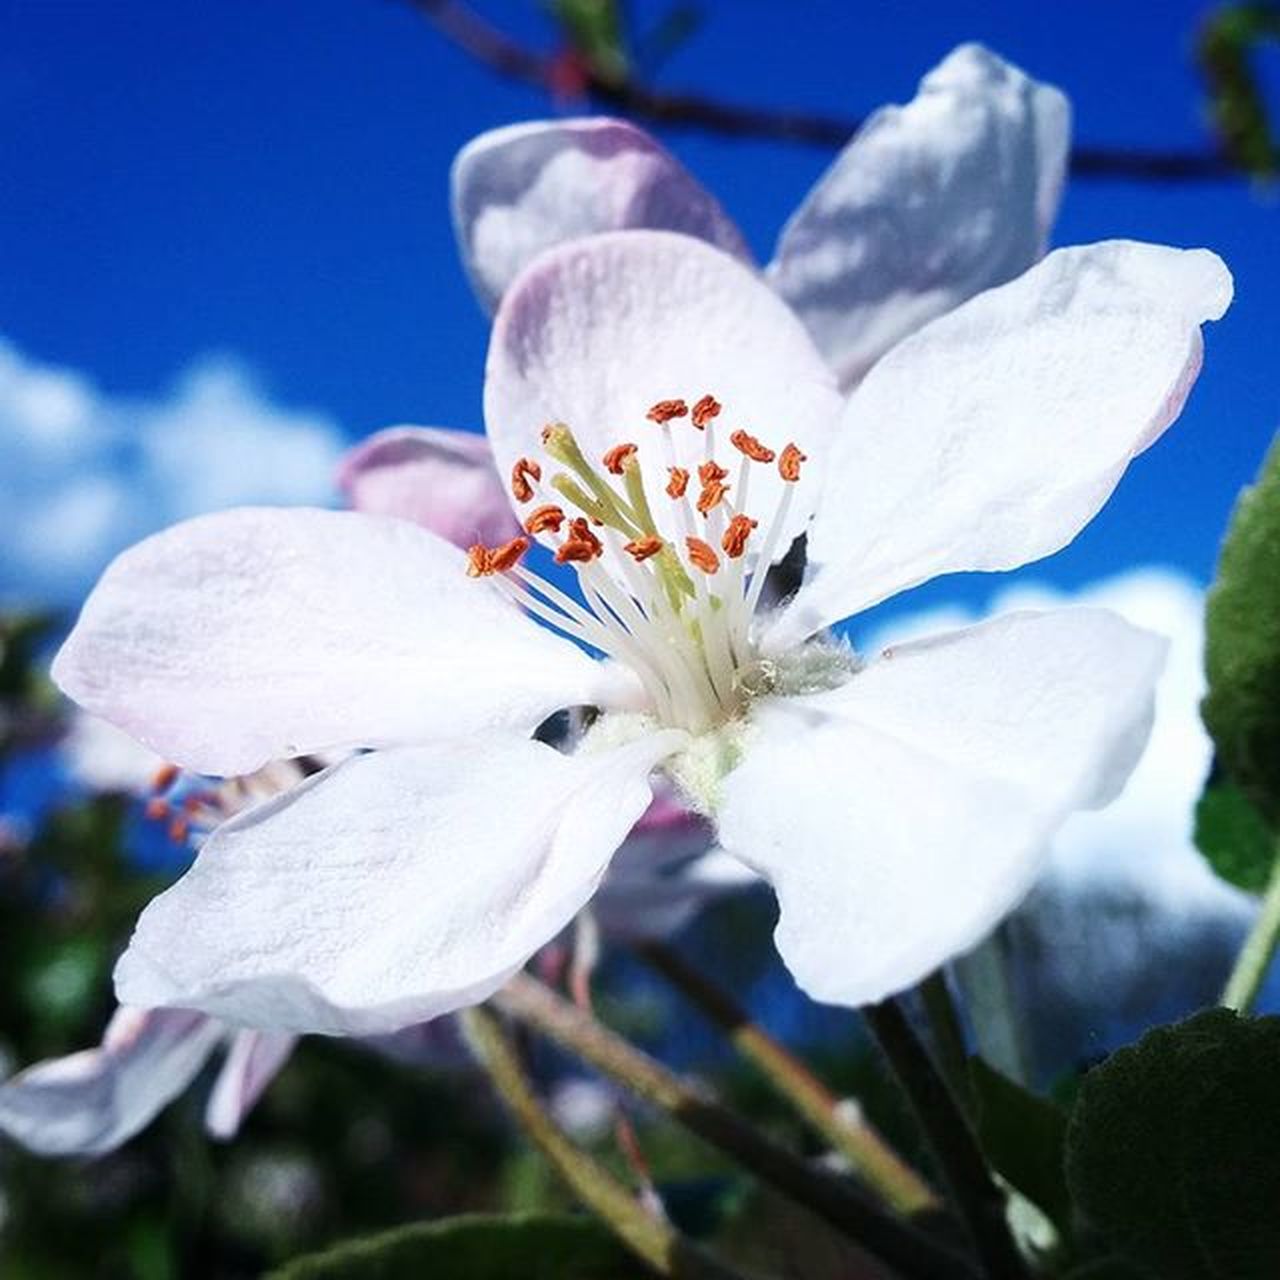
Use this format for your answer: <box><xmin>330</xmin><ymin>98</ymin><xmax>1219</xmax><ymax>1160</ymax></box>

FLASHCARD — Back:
<box><xmin>467</xmin><ymin>393</ymin><xmax>807</xmax><ymax>735</ymax></box>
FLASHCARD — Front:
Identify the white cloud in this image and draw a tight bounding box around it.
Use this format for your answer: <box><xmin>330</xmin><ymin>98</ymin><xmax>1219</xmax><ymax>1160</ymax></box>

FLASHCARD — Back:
<box><xmin>0</xmin><ymin>339</ymin><xmax>345</xmax><ymax>607</ymax></box>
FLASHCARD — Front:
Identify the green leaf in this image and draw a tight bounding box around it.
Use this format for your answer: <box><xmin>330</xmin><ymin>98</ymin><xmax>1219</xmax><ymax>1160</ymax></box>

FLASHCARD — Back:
<box><xmin>1195</xmin><ymin>764</ymin><xmax>1276</xmax><ymax>890</ymax></box>
<box><xmin>1063</xmin><ymin>1262</ymin><xmax>1147</xmax><ymax>1280</ymax></box>
<box><xmin>267</xmin><ymin>1212</ymin><xmax>650</xmax><ymax>1279</ymax></box>
<box><xmin>550</xmin><ymin>0</ymin><xmax>628</xmax><ymax>80</ymax></box>
<box><xmin>968</xmin><ymin>1057</ymin><xmax>1071</xmax><ymax>1233</ymax></box>
<box><xmin>1197</xmin><ymin>3</ymin><xmax>1280</xmax><ymax>176</ymax></box>
<box><xmin>1065</xmin><ymin>1008</ymin><xmax>1280</xmax><ymax>1279</ymax></box>
<box><xmin>1203</xmin><ymin>433</ymin><xmax>1280</xmax><ymax>826</ymax></box>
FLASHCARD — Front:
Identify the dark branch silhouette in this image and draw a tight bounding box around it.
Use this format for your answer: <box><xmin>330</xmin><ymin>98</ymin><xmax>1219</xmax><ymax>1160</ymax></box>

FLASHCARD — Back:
<box><xmin>405</xmin><ymin>0</ymin><xmax>1252</xmax><ymax>182</ymax></box>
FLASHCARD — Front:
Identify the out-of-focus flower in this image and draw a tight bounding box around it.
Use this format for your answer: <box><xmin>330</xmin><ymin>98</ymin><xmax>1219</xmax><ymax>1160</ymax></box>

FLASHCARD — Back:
<box><xmin>53</xmin><ymin>220</ymin><xmax>1229</xmax><ymax>1035</ymax></box>
<box><xmin>451</xmin><ymin>43</ymin><xmax>1070</xmax><ymax>390</ymax></box>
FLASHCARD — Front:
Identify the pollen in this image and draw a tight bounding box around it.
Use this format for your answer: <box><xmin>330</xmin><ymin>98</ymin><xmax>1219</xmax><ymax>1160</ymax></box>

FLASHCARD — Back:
<box><xmin>624</xmin><ymin>535</ymin><xmax>665</xmax><ymax>562</ymax></box>
<box><xmin>778</xmin><ymin>443</ymin><xmax>807</xmax><ymax>482</ymax></box>
<box><xmin>722</xmin><ymin>514</ymin><xmax>758</xmax><ymax>558</ymax></box>
<box><xmin>602</xmin><ymin>442</ymin><xmax>639</xmax><ymax>474</ymax></box>
<box><xmin>466</xmin><ymin>544</ymin><xmax>492</xmax><ymax>577</ymax></box>
<box><xmin>698</xmin><ymin>460</ymin><xmax>729</xmax><ymax>485</ymax></box>
<box><xmin>686</xmin><ymin>536</ymin><xmax>720</xmax><ymax>574</ymax></box>
<box><xmin>511</xmin><ymin>457</ymin><xmax>542</xmax><ymax>503</ymax></box>
<box><xmin>666</xmin><ymin>466</ymin><xmax>690</xmax><ymax>498</ymax></box>
<box><xmin>646</xmin><ymin>398</ymin><xmax>688</xmax><ymax>424</ymax></box>
<box><xmin>730</xmin><ymin>430</ymin><xmax>776</xmax><ymax>464</ymax></box>
<box><xmin>525</xmin><ymin>503</ymin><xmax>566</xmax><ymax>535</ymax></box>
<box><xmin>691</xmin><ymin>394</ymin><xmax>721</xmax><ymax>429</ymax></box>
<box><xmin>144</xmin><ymin>797</ymin><xmax>170</xmax><ymax>822</ymax></box>
<box><xmin>556</xmin><ymin>517</ymin><xmax>604</xmax><ymax>565</ymax></box>
<box><xmin>696</xmin><ymin>477</ymin><xmax>730</xmax><ymax>515</ymax></box>
<box><xmin>489</xmin><ymin>536</ymin><xmax>531</xmax><ymax>572</ymax></box>
<box><xmin>150</xmin><ymin>762</ymin><xmax>180</xmax><ymax>793</ymax></box>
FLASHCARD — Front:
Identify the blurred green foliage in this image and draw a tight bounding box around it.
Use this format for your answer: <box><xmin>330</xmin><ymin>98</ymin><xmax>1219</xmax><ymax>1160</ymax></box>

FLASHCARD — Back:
<box><xmin>1198</xmin><ymin>3</ymin><xmax>1280</xmax><ymax>177</ymax></box>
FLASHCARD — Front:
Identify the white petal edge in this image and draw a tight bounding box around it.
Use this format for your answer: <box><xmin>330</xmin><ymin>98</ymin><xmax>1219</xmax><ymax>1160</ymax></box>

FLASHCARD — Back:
<box><xmin>53</xmin><ymin>507</ymin><xmax>613</xmax><ymax>776</ymax></box>
<box><xmin>452</xmin><ymin>118</ymin><xmax>751</xmax><ymax>314</ymax></box>
<box><xmin>768</xmin><ymin>241</ymin><xmax>1232</xmax><ymax>651</ymax></box>
<box><xmin>115</xmin><ymin>730</ymin><xmax>686</xmax><ymax>1036</ymax></box>
<box><xmin>720</xmin><ymin>608</ymin><xmax>1167</xmax><ymax>1009</ymax></box>
<box><xmin>204</xmin><ymin>1029</ymin><xmax>297</xmax><ymax>1140</ymax></box>
<box><xmin>485</xmin><ymin>229</ymin><xmax>843</xmax><ymax>571</ymax></box>
<box><xmin>0</xmin><ymin>1008</ymin><xmax>226</xmax><ymax>1157</ymax></box>
<box><xmin>768</xmin><ymin>43</ymin><xmax>1070</xmax><ymax>390</ymax></box>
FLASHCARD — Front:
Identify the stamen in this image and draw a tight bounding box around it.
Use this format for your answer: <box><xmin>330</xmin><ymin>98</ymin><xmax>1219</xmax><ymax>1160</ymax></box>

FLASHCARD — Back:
<box><xmin>525</xmin><ymin>504</ymin><xmax>566</xmax><ymax>535</ymax></box>
<box><xmin>167</xmin><ymin>817</ymin><xmax>190</xmax><ymax>845</ymax></box>
<box><xmin>646</xmin><ymin>398</ymin><xmax>688</xmax><ymax>424</ymax></box>
<box><xmin>489</xmin><ymin>536</ymin><xmax>530</xmax><ymax>572</ymax></box>
<box><xmin>779</xmin><ymin>443</ymin><xmax>807</xmax><ymax>483</ymax></box>
<box><xmin>686</xmin><ymin>537</ymin><xmax>720</xmax><ymax>575</ymax></box>
<box><xmin>666</xmin><ymin>467</ymin><xmax>690</xmax><ymax>499</ymax></box>
<box><xmin>511</xmin><ymin>457</ymin><xmax>542</xmax><ymax>503</ymax></box>
<box><xmin>691</xmin><ymin>394</ymin><xmax>721</xmax><ymax>429</ymax></box>
<box><xmin>730</xmin><ymin>430</ymin><xmax>776</xmax><ymax>464</ymax></box>
<box><xmin>556</xmin><ymin>517</ymin><xmax>604</xmax><ymax>565</ymax></box>
<box><xmin>698</xmin><ymin>460</ymin><xmax>729</xmax><ymax>485</ymax></box>
<box><xmin>722</xmin><ymin>514</ymin><xmax>758</xmax><ymax>558</ymax></box>
<box><xmin>624</xmin><ymin>535</ymin><xmax>665</xmax><ymax>562</ymax></box>
<box><xmin>144</xmin><ymin>797</ymin><xmax>170</xmax><ymax>822</ymax></box>
<box><xmin>602</xmin><ymin>443</ymin><xmax>638</xmax><ymax>475</ymax></box>
<box><xmin>151</xmin><ymin>763</ymin><xmax>180</xmax><ymax>792</ymax></box>
<box><xmin>696</xmin><ymin>477</ymin><xmax>730</xmax><ymax>515</ymax></box>
<box><xmin>466</xmin><ymin>545</ymin><xmax>492</xmax><ymax>577</ymax></box>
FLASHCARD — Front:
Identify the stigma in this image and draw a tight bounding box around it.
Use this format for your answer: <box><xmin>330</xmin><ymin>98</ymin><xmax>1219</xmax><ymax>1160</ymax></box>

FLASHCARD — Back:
<box><xmin>468</xmin><ymin>394</ymin><xmax>806</xmax><ymax>735</ymax></box>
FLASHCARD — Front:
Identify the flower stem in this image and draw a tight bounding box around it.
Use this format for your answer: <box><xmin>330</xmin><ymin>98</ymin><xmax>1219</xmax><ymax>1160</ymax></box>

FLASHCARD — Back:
<box><xmin>460</xmin><ymin>1005</ymin><xmax>745</xmax><ymax>1280</ymax></box>
<box><xmin>493</xmin><ymin>973</ymin><xmax>980</xmax><ymax>1280</ymax></box>
<box><xmin>862</xmin><ymin>998</ymin><xmax>1030</xmax><ymax>1280</ymax></box>
<box><xmin>637</xmin><ymin>940</ymin><xmax>939</xmax><ymax>1217</ymax></box>
<box><xmin>917</xmin><ymin>971</ymin><xmax>972</xmax><ymax>1111</ymax></box>
<box><xmin>1222</xmin><ymin>836</ymin><xmax>1280</xmax><ymax>1013</ymax></box>
<box><xmin>953</xmin><ymin>929</ymin><xmax>1031</xmax><ymax>1086</ymax></box>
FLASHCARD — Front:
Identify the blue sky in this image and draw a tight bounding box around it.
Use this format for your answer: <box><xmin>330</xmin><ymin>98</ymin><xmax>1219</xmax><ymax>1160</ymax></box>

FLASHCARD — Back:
<box><xmin>1</xmin><ymin>0</ymin><xmax>1276</xmax><ymax>607</ymax></box>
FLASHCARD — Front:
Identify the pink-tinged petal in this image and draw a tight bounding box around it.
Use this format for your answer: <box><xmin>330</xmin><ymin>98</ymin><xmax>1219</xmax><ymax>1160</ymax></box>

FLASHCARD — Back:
<box><xmin>0</xmin><ymin>1007</ymin><xmax>225</xmax><ymax>1157</ymax></box>
<box><xmin>114</xmin><ymin>731</ymin><xmax>686</xmax><ymax>1035</ymax></box>
<box><xmin>486</xmin><ymin>230</ymin><xmax>842</xmax><ymax>564</ymax></box>
<box><xmin>768</xmin><ymin>44</ymin><xmax>1070</xmax><ymax>390</ymax></box>
<box><xmin>62</xmin><ymin>710</ymin><xmax>166</xmax><ymax>797</ymax></box>
<box><xmin>204</xmin><ymin>1029</ymin><xmax>296</xmax><ymax>1140</ymax></box>
<box><xmin>452</xmin><ymin>118</ymin><xmax>751</xmax><ymax>314</ymax></box>
<box><xmin>720</xmin><ymin>609</ymin><xmax>1166</xmax><ymax>1009</ymax></box>
<box><xmin>336</xmin><ymin>425</ymin><xmax>520</xmax><ymax>548</ymax></box>
<box><xmin>53</xmin><ymin>507</ymin><xmax>613</xmax><ymax>776</ymax></box>
<box><xmin>769</xmin><ymin>241</ymin><xmax>1232</xmax><ymax>651</ymax></box>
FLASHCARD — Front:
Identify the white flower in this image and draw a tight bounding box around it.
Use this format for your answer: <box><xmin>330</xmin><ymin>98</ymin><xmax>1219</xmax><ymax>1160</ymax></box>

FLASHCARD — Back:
<box><xmin>51</xmin><ymin>221</ymin><xmax>1230</xmax><ymax>1036</ymax></box>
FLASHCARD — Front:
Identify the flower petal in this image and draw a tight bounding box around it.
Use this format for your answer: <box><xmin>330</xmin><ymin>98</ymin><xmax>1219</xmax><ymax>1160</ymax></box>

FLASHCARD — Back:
<box><xmin>337</xmin><ymin>425</ymin><xmax>520</xmax><ymax>548</ymax></box>
<box><xmin>53</xmin><ymin>507</ymin><xmax>611</xmax><ymax>776</ymax></box>
<box><xmin>204</xmin><ymin>1030</ymin><xmax>297</xmax><ymax>1140</ymax></box>
<box><xmin>768</xmin><ymin>44</ymin><xmax>1069</xmax><ymax>391</ymax></box>
<box><xmin>0</xmin><ymin>1007</ymin><xmax>225</xmax><ymax>1156</ymax></box>
<box><xmin>114</xmin><ymin>731</ymin><xmax>686</xmax><ymax>1035</ymax></box>
<box><xmin>719</xmin><ymin>609</ymin><xmax>1166</xmax><ymax>1009</ymax></box>
<box><xmin>486</xmin><ymin>230</ymin><xmax>842</xmax><ymax>563</ymax></box>
<box><xmin>452</xmin><ymin>118</ymin><xmax>751</xmax><ymax>314</ymax></box>
<box><xmin>769</xmin><ymin>241</ymin><xmax>1232</xmax><ymax>649</ymax></box>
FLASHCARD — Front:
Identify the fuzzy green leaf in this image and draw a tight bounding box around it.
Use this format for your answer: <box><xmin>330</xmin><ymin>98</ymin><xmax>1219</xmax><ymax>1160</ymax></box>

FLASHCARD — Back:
<box><xmin>1195</xmin><ymin>765</ymin><xmax>1276</xmax><ymax>890</ymax></box>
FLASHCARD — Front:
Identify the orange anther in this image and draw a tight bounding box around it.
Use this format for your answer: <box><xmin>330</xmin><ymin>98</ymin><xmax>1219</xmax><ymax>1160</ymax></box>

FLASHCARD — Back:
<box><xmin>567</xmin><ymin>518</ymin><xmax>603</xmax><ymax>554</ymax></box>
<box><xmin>466</xmin><ymin>544</ymin><xmax>492</xmax><ymax>577</ymax></box>
<box><xmin>666</xmin><ymin>466</ymin><xmax>690</xmax><ymax>499</ymax></box>
<box><xmin>646</xmin><ymin>398</ymin><xmax>688</xmax><ymax>424</ymax></box>
<box><xmin>624</xmin><ymin>535</ymin><xmax>665</xmax><ymax>562</ymax></box>
<box><xmin>698</xmin><ymin>459</ymin><xmax>729</xmax><ymax>484</ymax></box>
<box><xmin>602</xmin><ymin>442</ymin><xmax>639</xmax><ymax>474</ymax></box>
<box><xmin>691</xmin><ymin>394</ymin><xmax>721</xmax><ymax>429</ymax></box>
<box><xmin>685</xmin><ymin>536</ymin><xmax>720</xmax><ymax>574</ymax></box>
<box><xmin>696</xmin><ymin>478</ymin><xmax>730</xmax><ymax>515</ymax></box>
<box><xmin>778</xmin><ymin>443</ymin><xmax>807</xmax><ymax>483</ymax></box>
<box><xmin>524</xmin><ymin>504</ymin><xmax>566</xmax><ymax>535</ymax></box>
<box><xmin>150</xmin><ymin>762</ymin><xmax>180</xmax><ymax>793</ymax></box>
<box><xmin>511</xmin><ymin>457</ymin><xmax>542</xmax><ymax>503</ymax></box>
<box><xmin>722</xmin><ymin>514</ymin><xmax>758</xmax><ymax>558</ymax></box>
<box><xmin>488</xmin><ymin>536</ymin><xmax>530</xmax><ymax>572</ymax></box>
<box><xmin>556</xmin><ymin>517</ymin><xmax>604</xmax><ymax>565</ymax></box>
<box><xmin>168</xmin><ymin>817</ymin><xmax>190</xmax><ymax>845</ymax></box>
<box><xmin>144</xmin><ymin>797</ymin><xmax>170</xmax><ymax>822</ymax></box>
<box><xmin>730</xmin><ymin>429</ymin><xmax>776</xmax><ymax>464</ymax></box>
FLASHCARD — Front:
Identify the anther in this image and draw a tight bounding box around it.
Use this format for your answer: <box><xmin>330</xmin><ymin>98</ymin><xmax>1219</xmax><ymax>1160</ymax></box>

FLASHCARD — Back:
<box><xmin>488</xmin><ymin>536</ymin><xmax>530</xmax><ymax>573</ymax></box>
<box><xmin>556</xmin><ymin>517</ymin><xmax>604</xmax><ymax>565</ymax></box>
<box><xmin>150</xmin><ymin>763</ymin><xmax>180</xmax><ymax>793</ymax></box>
<box><xmin>168</xmin><ymin>817</ymin><xmax>190</xmax><ymax>845</ymax></box>
<box><xmin>525</xmin><ymin>504</ymin><xmax>566</xmax><ymax>535</ymax></box>
<box><xmin>466</xmin><ymin>545</ymin><xmax>492</xmax><ymax>577</ymax></box>
<box><xmin>602</xmin><ymin>443</ymin><xmax>638</xmax><ymax>475</ymax></box>
<box><xmin>778</xmin><ymin>443</ymin><xmax>807</xmax><ymax>482</ymax></box>
<box><xmin>730</xmin><ymin>430</ymin><xmax>776</xmax><ymax>464</ymax></box>
<box><xmin>686</xmin><ymin>536</ymin><xmax>721</xmax><ymax>574</ymax></box>
<box><xmin>696</xmin><ymin>477</ymin><xmax>730</xmax><ymax>515</ymax></box>
<box><xmin>646</xmin><ymin>399</ymin><xmax>688</xmax><ymax>424</ymax></box>
<box><xmin>511</xmin><ymin>457</ymin><xmax>542</xmax><ymax>503</ymax></box>
<box><xmin>691</xmin><ymin>395</ymin><xmax>721</xmax><ymax>429</ymax></box>
<box><xmin>722</xmin><ymin>514</ymin><xmax>758</xmax><ymax>558</ymax></box>
<box><xmin>666</xmin><ymin>467</ymin><xmax>690</xmax><ymax>499</ymax></box>
<box><xmin>624</xmin><ymin>535</ymin><xmax>665</xmax><ymax>562</ymax></box>
<box><xmin>698</xmin><ymin>460</ymin><xmax>729</xmax><ymax>484</ymax></box>
<box><xmin>144</xmin><ymin>797</ymin><xmax>170</xmax><ymax>822</ymax></box>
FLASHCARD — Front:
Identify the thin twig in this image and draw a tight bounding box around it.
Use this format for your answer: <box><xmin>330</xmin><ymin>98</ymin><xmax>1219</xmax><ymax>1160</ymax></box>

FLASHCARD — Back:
<box><xmin>863</xmin><ymin>999</ymin><xmax>1029</xmax><ymax>1280</ymax></box>
<box><xmin>1221</xmin><ymin>835</ymin><xmax>1280</xmax><ymax>1012</ymax></box>
<box><xmin>637</xmin><ymin>940</ymin><xmax>939</xmax><ymax>1217</ymax></box>
<box><xmin>493</xmin><ymin>973</ymin><xmax>981</xmax><ymax>1280</ymax></box>
<box><xmin>403</xmin><ymin>0</ymin><xmax>1259</xmax><ymax>182</ymax></box>
<box><xmin>917</xmin><ymin>971</ymin><xmax>973</xmax><ymax>1112</ymax></box>
<box><xmin>461</xmin><ymin>1005</ymin><xmax>747</xmax><ymax>1280</ymax></box>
